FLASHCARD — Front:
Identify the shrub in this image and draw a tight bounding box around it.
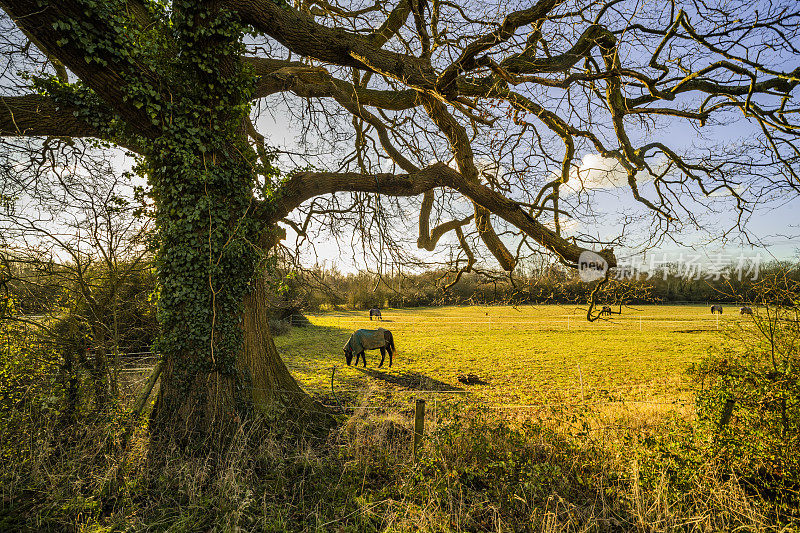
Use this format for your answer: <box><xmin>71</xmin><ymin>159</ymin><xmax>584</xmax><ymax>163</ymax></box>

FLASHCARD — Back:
<box><xmin>268</xmin><ymin>318</ymin><xmax>290</xmax><ymax>337</ymax></box>
<box><xmin>691</xmin><ymin>269</ymin><xmax>800</xmax><ymax>518</ymax></box>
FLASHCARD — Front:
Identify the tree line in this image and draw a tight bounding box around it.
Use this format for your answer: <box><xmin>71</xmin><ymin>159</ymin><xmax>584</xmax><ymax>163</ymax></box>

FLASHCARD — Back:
<box><xmin>276</xmin><ymin>259</ymin><xmax>800</xmax><ymax>312</ymax></box>
<box><xmin>5</xmin><ymin>252</ymin><xmax>798</xmax><ymax>334</ymax></box>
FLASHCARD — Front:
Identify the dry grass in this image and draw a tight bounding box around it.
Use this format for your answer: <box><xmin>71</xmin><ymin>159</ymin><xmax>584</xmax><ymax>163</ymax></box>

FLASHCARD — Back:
<box><xmin>0</xmin><ymin>397</ymin><xmax>787</xmax><ymax>532</ymax></box>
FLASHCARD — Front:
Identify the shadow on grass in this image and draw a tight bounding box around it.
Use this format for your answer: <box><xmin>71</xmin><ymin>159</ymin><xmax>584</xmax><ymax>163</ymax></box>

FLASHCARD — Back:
<box><xmin>280</xmin><ymin>323</ymin><xmax>423</xmax><ymax>393</ymax></box>
<box><xmin>280</xmin><ymin>322</ymin><xmax>466</xmax><ymax>395</ymax></box>
<box><xmin>356</xmin><ymin>368</ymin><xmax>465</xmax><ymax>392</ymax></box>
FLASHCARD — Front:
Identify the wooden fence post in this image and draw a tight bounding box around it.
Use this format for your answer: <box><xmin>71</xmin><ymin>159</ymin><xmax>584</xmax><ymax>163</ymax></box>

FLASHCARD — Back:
<box><xmin>713</xmin><ymin>397</ymin><xmax>736</xmax><ymax>449</ymax></box>
<box><xmin>413</xmin><ymin>398</ymin><xmax>426</xmax><ymax>462</ymax></box>
<box><xmin>330</xmin><ymin>366</ymin><xmax>341</xmax><ymax>408</ymax></box>
<box><xmin>718</xmin><ymin>398</ymin><xmax>735</xmax><ymax>431</ymax></box>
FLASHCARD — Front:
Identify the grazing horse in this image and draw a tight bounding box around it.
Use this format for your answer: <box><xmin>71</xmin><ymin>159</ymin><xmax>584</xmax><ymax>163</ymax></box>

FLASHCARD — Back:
<box><xmin>600</xmin><ymin>305</ymin><xmax>612</xmax><ymax>316</ymax></box>
<box><xmin>740</xmin><ymin>306</ymin><xmax>753</xmax><ymax>315</ymax></box>
<box><xmin>344</xmin><ymin>328</ymin><xmax>395</xmax><ymax>368</ymax></box>
<box><xmin>369</xmin><ymin>308</ymin><xmax>382</xmax><ymax>320</ymax></box>
<box><xmin>711</xmin><ymin>305</ymin><xmax>723</xmax><ymax>314</ymax></box>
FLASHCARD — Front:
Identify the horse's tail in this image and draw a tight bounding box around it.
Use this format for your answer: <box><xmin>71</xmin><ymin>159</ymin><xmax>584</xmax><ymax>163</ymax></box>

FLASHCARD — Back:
<box><xmin>386</xmin><ymin>330</ymin><xmax>396</xmax><ymax>353</ymax></box>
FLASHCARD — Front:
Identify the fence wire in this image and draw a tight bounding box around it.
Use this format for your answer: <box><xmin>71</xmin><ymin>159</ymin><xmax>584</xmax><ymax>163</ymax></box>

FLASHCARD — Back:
<box><xmin>286</xmin><ymin>312</ymin><xmax>776</xmax><ymax>332</ymax></box>
<box><xmin>109</xmin><ymin>359</ymin><xmax>691</xmax><ymax>425</ymax></box>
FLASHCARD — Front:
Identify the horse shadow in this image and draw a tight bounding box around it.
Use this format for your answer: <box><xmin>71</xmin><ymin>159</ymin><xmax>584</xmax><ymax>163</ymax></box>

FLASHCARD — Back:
<box><xmin>355</xmin><ymin>368</ymin><xmax>465</xmax><ymax>392</ymax></box>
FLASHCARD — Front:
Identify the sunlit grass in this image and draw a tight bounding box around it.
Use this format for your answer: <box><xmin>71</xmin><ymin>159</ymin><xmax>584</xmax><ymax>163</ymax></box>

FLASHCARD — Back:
<box><xmin>276</xmin><ymin>304</ymin><xmax>743</xmax><ymax>409</ymax></box>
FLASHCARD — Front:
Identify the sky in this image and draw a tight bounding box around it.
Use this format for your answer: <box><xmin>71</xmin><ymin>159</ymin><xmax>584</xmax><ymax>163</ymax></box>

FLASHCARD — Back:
<box><xmin>255</xmin><ymin>100</ymin><xmax>800</xmax><ymax>276</ymax></box>
<box><xmin>5</xmin><ymin>84</ymin><xmax>796</xmax><ymax>277</ymax></box>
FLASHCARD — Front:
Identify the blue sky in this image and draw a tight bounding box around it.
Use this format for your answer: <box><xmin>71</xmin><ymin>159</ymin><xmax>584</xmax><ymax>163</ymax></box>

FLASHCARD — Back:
<box><xmin>255</xmin><ymin>99</ymin><xmax>799</xmax><ymax>275</ymax></box>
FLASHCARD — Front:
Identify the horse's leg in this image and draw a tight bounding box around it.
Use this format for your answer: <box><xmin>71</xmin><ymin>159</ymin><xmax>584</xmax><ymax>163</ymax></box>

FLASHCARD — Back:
<box><xmin>361</xmin><ymin>350</ymin><xmax>367</xmax><ymax>367</ymax></box>
<box><xmin>387</xmin><ymin>345</ymin><xmax>392</xmax><ymax>367</ymax></box>
<box><xmin>378</xmin><ymin>347</ymin><xmax>386</xmax><ymax>368</ymax></box>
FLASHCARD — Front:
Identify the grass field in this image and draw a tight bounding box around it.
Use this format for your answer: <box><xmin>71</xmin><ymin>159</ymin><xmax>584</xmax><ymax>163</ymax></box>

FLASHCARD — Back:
<box><xmin>276</xmin><ymin>305</ymin><xmax>741</xmax><ymax>412</ymax></box>
<box><xmin>8</xmin><ymin>304</ymin><xmax>790</xmax><ymax>532</ymax></box>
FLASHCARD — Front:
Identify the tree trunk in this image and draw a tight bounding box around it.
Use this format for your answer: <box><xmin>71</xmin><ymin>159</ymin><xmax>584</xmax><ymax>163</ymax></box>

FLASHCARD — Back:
<box><xmin>240</xmin><ymin>277</ymin><xmax>317</xmax><ymax>413</ymax></box>
<box><xmin>151</xmin><ymin>273</ymin><xmax>323</xmax><ymax>447</ymax></box>
<box><xmin>151</xmin><ymin>353</ymin><xmax>239</xmax><ymax>447</ymax></box>
<box><xmin>59</xmin><ymin>346</ymin><xmax>79</xmax><ymax>426</ymax></box>
<box><xmin>89</xmin><ymin>324</ymin><xmax>108</xmax><ymax>412</ymax></box>
<box><xmin>146</xmin><ymin>4</ymin><xmax>327</xmax><ymax>447</ymax></box>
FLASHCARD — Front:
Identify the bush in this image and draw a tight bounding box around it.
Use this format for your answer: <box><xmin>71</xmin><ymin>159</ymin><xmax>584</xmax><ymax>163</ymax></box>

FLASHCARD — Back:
<box><xmin>0</xmin><ymin>386</ymin><xmax>791</xmax><ymax>532</ymax></box>
<box><xmin>690</xmin><ymin>269</ymin><xmax>800</xmax><ymax>518</ymax></box>
<box><xmin>268</xmin><ymin>318</ymin><xmax>290</xmax><ymax>337</ymax></box>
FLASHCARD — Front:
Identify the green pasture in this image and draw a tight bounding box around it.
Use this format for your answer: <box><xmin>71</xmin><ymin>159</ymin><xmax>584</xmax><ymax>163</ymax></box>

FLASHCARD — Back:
<box><xmin>276</xmin><ymin>305</ymin><xmax>743</xmax><ymax>407</ymax></box>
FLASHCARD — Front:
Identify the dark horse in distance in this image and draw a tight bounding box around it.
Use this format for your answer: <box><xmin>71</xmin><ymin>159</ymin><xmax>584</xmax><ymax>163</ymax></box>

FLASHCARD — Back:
<box><xmin>711</xmin><ymin>305</ymin><xmax>723</xmax><ymax>314</ymax></box>
<box><xmin>344</xmin><ymin>328</ymin><xmax>396</xmax><ymax>368</ymax></box>
<box><xmin>369</xmin><ymin>308</ymin><xmax>382</xmax><ymax>320</ymax></box>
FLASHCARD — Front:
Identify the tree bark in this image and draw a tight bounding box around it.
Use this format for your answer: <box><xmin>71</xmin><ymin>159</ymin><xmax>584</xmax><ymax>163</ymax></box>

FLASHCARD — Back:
<box><xmin>240</xmin><ymin>277</ymin><xmax>318</xmax><ymax>414</ymax></box>
<box><xmin>151</xmin><ymin>271</ymin><xmax>322</xmax><ymax>446</ymax></box>
<box><xmin>151</xmin><ymin>354</ymin><xmax>239</xmax><ymax>447</ymax></box>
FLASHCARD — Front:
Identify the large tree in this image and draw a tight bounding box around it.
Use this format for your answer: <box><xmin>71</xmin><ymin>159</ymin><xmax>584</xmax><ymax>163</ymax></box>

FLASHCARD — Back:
<box><xmin>1</xmin><ymin>0</ymin><xmax>798</xmax><ymax>442</ymax></box>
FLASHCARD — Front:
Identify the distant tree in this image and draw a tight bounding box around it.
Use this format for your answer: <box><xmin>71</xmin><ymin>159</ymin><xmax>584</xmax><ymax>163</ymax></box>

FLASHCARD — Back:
<box><xmin>0</xmin><ymin>0</ymin><xmax>798</xmax><ymax>444</ymax></box>
<box><xmin>0</xmin><ymin>152</ymin><xmax>153</xmax><ymax>409</ymax></box>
